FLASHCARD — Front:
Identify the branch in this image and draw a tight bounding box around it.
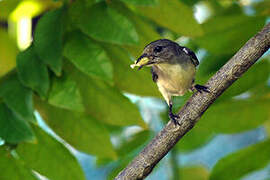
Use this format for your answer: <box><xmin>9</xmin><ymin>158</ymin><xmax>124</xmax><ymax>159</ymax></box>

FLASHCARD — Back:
<box><xmin>115</xmin><ymin>23</ymin><xmax>270</xmax><ymax>180</ymax></box>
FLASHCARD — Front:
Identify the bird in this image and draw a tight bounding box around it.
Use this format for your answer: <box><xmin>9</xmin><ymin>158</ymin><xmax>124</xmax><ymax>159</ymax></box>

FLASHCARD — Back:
<box><xmin>130</xmin><ymin>39</ymin><xmax>209</xmax><ymax>125</ymax></box>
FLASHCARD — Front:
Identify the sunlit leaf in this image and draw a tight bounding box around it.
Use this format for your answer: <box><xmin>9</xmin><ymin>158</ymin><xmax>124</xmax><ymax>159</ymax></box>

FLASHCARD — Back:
<box><xmin>0</xmin><ymin>147</ymin><xmax>36</xmax><ymax>180</ymax></box>
<box><xmin>0</xmin><ymin>74</ymin><xmax>35</xmax><ymax>123</ymax></box>
<box><xmin>48</xmin><ymin>74</ymin><xmax>85</xmax><ymax>112</ymax></box>
<box><xmin>16</xmin><ymin>45</ymin><xmax>49</xmax><ymax>98</ymax></box>
<box><xmin>69</xmin><ymin>65</ymin><xmax>147</xmax><ymax>127</ymax></box>
<box><xmin>16</xmin><ymin>126</ymin><xmax>85</xmax><ymax>180</ymax></box>
<box><xmin>136</xmin><ymin>0</ymin><xmax>203</xmax><ymax>37</ymax></box>
<box><xmin>36</xmin><ymin>99</ymin><xmax>117</xmax><ymax>159</ymax></box>
<box><xmin>34</xmin><ymin>6</ymin><xmax>66</xmax><ymax>75</ymax></box>
<box><xmin>179</xmin><ymin>166</ymin><xmax>209</xmax><ymax>180</ymax></box>
<box><xmin>210</xmin><ymin>139</ymin><xmax>270</xmax><ymax>180</ymax></box>
<box><xmin>0</xmin><ymin>28</ymin><xmax>18</xmax><ymax>77</ymax></box>
<box><xmin>0</xmin><ymin>103</ymin><xmax>34</xmax><ymax>144</ymax></box>
<box><xmin>75</xmin><ymin>2</ymin><xmax>139</xmax><ymax>45</ymax></box>
<box><xmin>195</xmin><ymin>15</ymin><xmax>266</xmax><ymax>54</ymax></box>
<box><xmin>64</xmin><ymin>31</ymin><xmax>113</xmax><ymax>82</ymax></box>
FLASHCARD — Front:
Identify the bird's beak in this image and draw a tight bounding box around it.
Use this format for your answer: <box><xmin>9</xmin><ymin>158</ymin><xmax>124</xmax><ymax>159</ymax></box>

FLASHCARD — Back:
<box><xmin>135</xmin><ymin>54</ymin><xmax>154</xmax><ymax>70</ymax></box>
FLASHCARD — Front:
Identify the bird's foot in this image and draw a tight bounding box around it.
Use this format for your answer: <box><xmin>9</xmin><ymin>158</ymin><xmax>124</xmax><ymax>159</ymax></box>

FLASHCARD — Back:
<box><xmin>169</xmin><ymin>112</ymin><xmax>180</xmax><ymax>126</ymax></box>
<box><xmin>193</xmin><ymin>84</ymin><xmax>210</xmax><ymax>93</ymax></box>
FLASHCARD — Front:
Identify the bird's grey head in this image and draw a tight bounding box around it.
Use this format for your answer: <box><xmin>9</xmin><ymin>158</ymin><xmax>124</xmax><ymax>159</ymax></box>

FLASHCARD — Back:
<box><xmin>135</xmin><ymin>39</ymin><xmax>184</xmax><ymax>69</ymax></box>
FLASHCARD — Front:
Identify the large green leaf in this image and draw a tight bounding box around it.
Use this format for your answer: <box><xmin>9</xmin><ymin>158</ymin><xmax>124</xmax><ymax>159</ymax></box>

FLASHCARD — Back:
<box><xmin>0</xmin><ymin>147</ymin><xmax>36</xmax><ymax>180</ymax></box>
<box><xmin>135</xmin><ymin>0</ymin><xmax>203</xmax><ymax>37</ymax></box>
<box><xmin>0</xmin><ymin>103</ymin><xmax>34</xmax><ymax>144</ymax></box>
<box><xmin>102</xmin><ymin>44</ymin><xmax>161</xmax><ymax>97</ymax></box>
<box><xmin>210</xmin><ymin>139</ymin><xmax>270</xmax><ymax>180</ymax></box>
<box><xmin>36</xmin><ymin>99</ymin><xmax>117</xmax><ymax>159</ymax></box>
<box><xmin>0</xmin><ymin>28</ymin><xmax>18</xmax><ymax>77</ymax></box>
<box><xmin>197</xmin><ymin>53</ymin><xmax>233</xmax><ymax>77</ymax></box>
<box><xmin>69</xmin><ymin>64</ymin><xmax>147</xmax><ymax>127</ymax></box>
<box><xmin>176</xmin><ymin>120</ymin><xmax>215</xmax><ymax>151</ymax></box>
<box><xmin>75</xmin><ymin>2</ymin><xmax>139</xmax><ymax>45</ymax></box>
<box><xmin>34</xmin><ymin>6</ymin><xmax>66</xmax><ymax>75</ymax></box>
<box><xmin>48</xmin><ymin>74</ymin><xmax>85</xmax><ymax>112</ymax></box>
<box><xmin>16</xmin><ymin>45</ymin><xmax>49</xmax><ymax>98</ymax></box>
<box><xmin>64</xmin><ymin>31</ymin><xmax>113</xmax><ymax>82</ymax></box>
<box><xmin>16</xmin><ymin>126</ymin><xmax>85</xmax><ymax>180</ymax></box>
<box><xmin>116</xmin><ymin>130</ymin><xmax>151</xmax><ymax>156</ymax></box>
<box><xmin>108</xmin><ymin>0</ymin><xmax>161</xmax><ymax>57</ymax></box>
<box><xmin>0</xmin><ymin>74</ymin><xmax>35</xmax><ymax>123</ymax></box>
<box><xmin>195</xmin><ymin>15</ymin><xmax>266</xmax><ymax>54</ymax></box>
<box><xmin>201</xmin><ymin>97</ymin><xmax>270</xmax><ymax>133</ymax></box>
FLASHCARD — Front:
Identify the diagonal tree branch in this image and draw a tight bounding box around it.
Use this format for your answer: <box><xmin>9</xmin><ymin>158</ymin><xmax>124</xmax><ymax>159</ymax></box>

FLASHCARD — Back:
<box><xmin>115</xmin><ymin>23</ymin><xmax>270</xmax><ymax>180</ymax></box>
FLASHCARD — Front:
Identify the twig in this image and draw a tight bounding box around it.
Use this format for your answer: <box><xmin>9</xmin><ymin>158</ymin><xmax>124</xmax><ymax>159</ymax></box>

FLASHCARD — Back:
<box><xmin>115</xmin><ymin>23</ymin><xmax>270</xmax><ymax>180</ymax></box>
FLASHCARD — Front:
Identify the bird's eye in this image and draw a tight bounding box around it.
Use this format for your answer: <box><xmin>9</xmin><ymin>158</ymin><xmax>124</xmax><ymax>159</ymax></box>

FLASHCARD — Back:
<box><xmin>154</xmin><ymin>46</ymin><xmax>163</xmax><ymax>53</ymax></box>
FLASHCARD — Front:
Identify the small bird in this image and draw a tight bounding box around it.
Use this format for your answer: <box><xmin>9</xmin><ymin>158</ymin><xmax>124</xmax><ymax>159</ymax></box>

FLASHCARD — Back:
<box><xmin>131</xmin><ymin>39</ymin><xmax>209</xmax><ymax>125</ymax></box>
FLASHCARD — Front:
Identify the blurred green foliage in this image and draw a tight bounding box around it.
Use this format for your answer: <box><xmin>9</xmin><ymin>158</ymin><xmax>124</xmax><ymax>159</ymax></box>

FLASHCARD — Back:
<box><xmin>0</xmin><ymin>0</ymin><xmax>269</xmax><ymax>179</ymax></box>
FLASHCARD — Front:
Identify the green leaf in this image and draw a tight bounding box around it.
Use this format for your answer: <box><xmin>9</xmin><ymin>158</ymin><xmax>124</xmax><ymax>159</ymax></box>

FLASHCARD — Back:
<box><xmin>75</xmin><ymin>2</ymin><xmax>139</xmax><ymax>45</ymax></box>
<box><xmin>0</xmin><ymin>147</ymin><xmax>36</xmax><ymax>180</ymax></box>
<box><xmin>102</xmin><ymin>44</ymin><xmax>161</xmax><ymax>97</ymax></box>
<box><xmin>107</xmin><ymin>0</ymin><xmax>161</xmax><ymax>57</ymax></box>
<box><xmin>34</xmin><ymin>7</ymin><xmax>66</xmax><ymax>75</ymax></box>
<box><xmin>179</xmin><ymin>166</ymin><xmax>209</xmax><ymax>180</ymax></box>
<box><xmin>16</xmin><ymin>126</ymin><xmax>85</xmax><ymax>180</ymax></box>
<box><xmin>0</xmin><ymin>103</ymin><xmax>35</xmax><ymax>144</ymax></box>
<box><xmin>136</xmin><ymin>0</ymin><xmax>203</xmax><ymax>37</ymax></box>
<box><xmin>16</xmin><ymin>45</ymin><xmax>49</xmax><ymax>98</ymax></box>
<box><xmin>0</xmin><ymin>0</ymin><xmax>20</xmax><ymax>20</ymax></box>
<box><xmin>48</xmin><ymin>74</ymin><xmax>85</xmax><ymax>112</ymax></box>
<box><xmin>176</xmin><ymin>119</ymin><xmax>215</xmax><ymax>151</ymax></box>
<box><xmin>0</xmin><ymin>28</ymin><xmax>18</xmax><ymax>77</ymax></box>
<box><xmin>253</xmin><ymin>1</ymin><xmax>270</xmax><ymax>16</ymax></box>
<box><xmin>197</xmin><ymin>53</ymin><xmax>233</xmax><ymax>77</ymax></box>
<box><xmin>36</xmin><ymin>99</ymin><xmax>117</xmax><ymax>159</ymax></box>
<box><xmin>0</xmin><ymin>74</ymin><xmax>35</xmax><ymax>123</ymax></box>
<box><xmin>210</xmin><ymin>139</ymin><xmax>270</xmax><ymax>180</ymax></box>
<box><xmin>69</xmin><ymin>64</ymin><xmax>147</xmax><ymax>127</ymax></box>
<box><xmin>63</xmin><ymin>31</ymin><xmax>113</xmax><ymax>82</ymax></box>
<box><xmin>119</xmin><ymin>0</ymin><xmax>157</xmax><ymax>6</ymax></box>
<box><xmin>195</xmin><ymin>15</ymin><xmax>266</xmax><ymax>54</ymax></box>
<box><xmin>201</xmin><ymin>97</ymin><xmax>270</xmax><ymax>133</ymax></box>
<box><xmin>219</xmin><ymin>60</ymin><xmax>270</xmax><ymax>100</ymax></box>
<box><xmin>116</xmin><ymin>130</ymin><xmax>151</xmax><ymax>156</ymax></box>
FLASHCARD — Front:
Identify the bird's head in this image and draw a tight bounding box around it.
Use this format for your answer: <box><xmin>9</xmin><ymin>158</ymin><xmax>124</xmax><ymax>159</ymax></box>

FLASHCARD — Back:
<box><xmin>134</xmin><ymin>39</ymin><xmax>180</xmax><ymax>70</ymax></box>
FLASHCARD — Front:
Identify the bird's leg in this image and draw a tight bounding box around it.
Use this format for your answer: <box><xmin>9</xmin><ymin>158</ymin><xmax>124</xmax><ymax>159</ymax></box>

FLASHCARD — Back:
<box><xmin>169</xmin><ymin>103</ymin><xmax>180</xmax><ymax>126</ymax></box>
<box><xmin>191</xmin><ymin>84</ymin><xmax>210</xmax><ymax>93</ymax></box>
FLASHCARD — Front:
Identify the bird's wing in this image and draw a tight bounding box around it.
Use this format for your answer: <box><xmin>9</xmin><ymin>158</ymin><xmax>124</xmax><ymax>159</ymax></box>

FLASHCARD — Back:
<box><xmin>179</xmin><ymin>46</ymin><xmax>199</xmax><ymax>67</ymax></box>
<box><xmin>151</xmin><ymin>66</ymin><xmax>158</xmax><ymax>83</ymax></box>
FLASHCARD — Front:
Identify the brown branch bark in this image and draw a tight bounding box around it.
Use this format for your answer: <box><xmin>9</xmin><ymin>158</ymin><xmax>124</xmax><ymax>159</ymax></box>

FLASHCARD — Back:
<box><xmin>115</xmin><ymin>23</ymin><xmax>270</xmax><ymax>180</ymax></box>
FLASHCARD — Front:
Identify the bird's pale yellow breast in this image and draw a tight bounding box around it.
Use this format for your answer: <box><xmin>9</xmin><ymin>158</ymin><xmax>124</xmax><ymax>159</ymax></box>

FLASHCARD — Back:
<box><xmin>155</xmin><ymin>63</ymin><xmax>195</xmax><ymax>96</ymax></box>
